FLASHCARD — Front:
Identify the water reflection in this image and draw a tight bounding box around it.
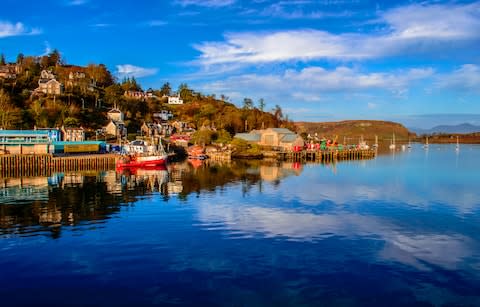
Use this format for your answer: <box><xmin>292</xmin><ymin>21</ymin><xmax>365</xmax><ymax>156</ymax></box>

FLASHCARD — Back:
<box><xmin>0</xmin><ymin>160</ymin><xmax>304</xmax><ymax>238</ymax></box>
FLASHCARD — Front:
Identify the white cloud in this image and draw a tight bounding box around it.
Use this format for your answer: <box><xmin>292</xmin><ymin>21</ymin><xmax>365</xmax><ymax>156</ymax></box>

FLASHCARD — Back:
<box><xmin>175</xmin><ymin>0</ymin><xmax>235</xmax><ymax>8</ymax></box>
<box><xmin>193</xmin><ymin>3</ymin><xmax>480</xmax><ymax>66</ymax></box>
<box><xmin>90</xmin><ymin>23</ymin><xmax>113</xmax><ymax>28</ymax></box>
<box><xmin>42</xmin><ymin>41</ymin><xmax>52</xmax><ymax>56</ymax></box>
<box><xmin>200</xmin><ymin>66</ymin><xmax>434</xmax><ymax>102</ymax></box>
<box><xmin>116</xmin><ymin>64</ymin><xmax>158</xmax><ymax>78</ymax></box>
<box><xmin>0</xmin><ymin>21</ymin><xmax>41</xmax><ymax>38</ymax></box>
<box><xmin>147</xmin><ymin>20</ymin><xmax>168</xmax><ymax>27</ymax></box>
<box><xmin>67</xmin><ymin>0</ymin><xmax>89</xmax><ymax>5</ymax></box>
<box><xmin>436</xmin><ymin>64</ymin><xmax>480</xmax><ymax>93</ymax></box>
<box><xmin>382</xmin><ymin>3</ymin><xmax>480</xmax><ymax>40</ymax></box>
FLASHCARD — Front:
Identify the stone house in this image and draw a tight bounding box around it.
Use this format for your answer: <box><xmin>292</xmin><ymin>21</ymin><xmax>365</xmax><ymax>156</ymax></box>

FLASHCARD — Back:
<box><xmin>34</xmin><ymin>70</ymin><xmax>63</xmax><ymax>95</ymax></box>
<box><xmin>234</xmin><ymin>128</ymin><xmax>304</xmax><ymax>151</ymax></box>
<box><xmin>107</xmin><ymin>108</ymin><xmax>124</xmax><ymax>122</ymax></box>
<box><xmin>61</xmin><ymin>126</ymin><xmax>85</xmax><ymax>142</ymax></box>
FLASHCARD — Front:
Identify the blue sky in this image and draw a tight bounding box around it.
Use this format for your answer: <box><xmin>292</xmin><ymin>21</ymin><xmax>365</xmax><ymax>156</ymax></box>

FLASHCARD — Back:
<box><xmin>1</xmin><ymin>0</ymin><xmax>480</xmax><ymax>128</ymax></box>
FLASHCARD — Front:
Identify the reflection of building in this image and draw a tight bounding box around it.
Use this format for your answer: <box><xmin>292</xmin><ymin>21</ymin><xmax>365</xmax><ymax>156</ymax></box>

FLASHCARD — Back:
<box><xmin>259</xmin><ymin>163</ymin><xmax>303</xmax><ymax>181</ymax></box>
<box><xmin>235</xmin><ymin>128</ymin><xmax>304</xmax><ymax>151</ymax></box>
<box><xmin>0</xmin><ymin>177</ymin><xmax>49</xmax><ymax>204</ymax></box>
<box><xmin>167</xmin><ymin>181</ymin><xmax>183</xmax><ymax>194</ymax></box>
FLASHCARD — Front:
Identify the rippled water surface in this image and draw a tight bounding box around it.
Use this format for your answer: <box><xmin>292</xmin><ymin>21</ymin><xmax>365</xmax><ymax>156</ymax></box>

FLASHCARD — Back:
<box><xmin>1</xmin><ymin>145</ymin><xmax>479</xmax><ymax>306</ymax></box>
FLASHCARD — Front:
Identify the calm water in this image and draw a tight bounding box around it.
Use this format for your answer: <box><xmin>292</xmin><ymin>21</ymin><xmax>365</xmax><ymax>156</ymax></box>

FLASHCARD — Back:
<box><xmin>1</xmin><ymin>144</ymin><xmax>479</xmax><ymax>306</ymax></box>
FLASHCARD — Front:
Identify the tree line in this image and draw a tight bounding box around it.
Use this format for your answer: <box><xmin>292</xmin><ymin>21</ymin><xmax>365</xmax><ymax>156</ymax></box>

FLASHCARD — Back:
<box><xmin>0</xmin><ymin>51</ymin><xmax>294</xmax><ymax>138</ymax></box>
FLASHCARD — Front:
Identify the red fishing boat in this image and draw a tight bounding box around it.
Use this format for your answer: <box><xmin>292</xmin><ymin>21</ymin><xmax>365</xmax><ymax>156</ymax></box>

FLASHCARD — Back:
<box><xmin>116</xmin><ymin>140</ymin><xmax>168</xmax><ymax>168</ymax></box>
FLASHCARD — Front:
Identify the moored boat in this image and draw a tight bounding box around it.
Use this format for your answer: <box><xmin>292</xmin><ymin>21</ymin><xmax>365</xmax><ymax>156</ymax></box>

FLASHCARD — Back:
<box><xmin>188</xmin><ymin>145</ymin><xmax>208</xmax><ymax>160</ymax></box>
<box><xmin>116</xmin><ymin>139</ymin><xmax>168</xmax><ymax>168</ymax></box>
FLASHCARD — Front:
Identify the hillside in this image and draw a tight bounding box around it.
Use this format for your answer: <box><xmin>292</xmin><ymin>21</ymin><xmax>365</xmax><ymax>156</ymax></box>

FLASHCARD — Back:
<box><xmin>295</xmin><ymin>120</ymin><xmax>412</xmax><ymax>143</ymax></box>
<box><xmin>0</xmin><ymin>51</ymin><xmax>293</xmax><ymax>138</ymax></box>
<box><xmin>411</xmin><ymin>123</ymin><xmax>480</xmax><ymax>135</ymax></box>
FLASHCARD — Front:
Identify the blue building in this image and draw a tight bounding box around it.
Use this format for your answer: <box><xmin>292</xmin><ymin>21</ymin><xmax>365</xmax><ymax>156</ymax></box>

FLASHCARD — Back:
<box><xmin>0</xmin><ymin>128</ymin><xmax>61</xmax><ymax>154</ymax></box>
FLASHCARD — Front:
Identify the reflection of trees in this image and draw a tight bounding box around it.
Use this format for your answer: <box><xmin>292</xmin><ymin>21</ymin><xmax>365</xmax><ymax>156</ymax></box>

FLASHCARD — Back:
<box><xmin>178</xmin><ymin>160</ymin><xmax>263</xmax><ymax>200</ymax></box>
<box><xmin>0</xmin><ymin>174</ymin><xmax>144</xmax><ymax>239</ymax></box>
<box><xmin>0</xmin><ymin>161</ymin><xmax>302</xmax><ymax>237</ymax></box>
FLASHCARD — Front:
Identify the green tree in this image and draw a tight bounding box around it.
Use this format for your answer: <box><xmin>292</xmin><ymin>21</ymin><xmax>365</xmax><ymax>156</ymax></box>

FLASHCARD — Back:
<box><xmin>191</xmin><ymin>129</ymin><xmax>214</xmax><ymax>146</ymax></box>
<box><xmin>214</xmin><ymin>129</ymin><xmax>232</xmax><ymax>145</ymax></box>
<box><xmin>273</xmin><ymin>104</ymin><xmax>283</xmax><ymax>120</ymax></box>
<box><xmin>0</xmin><ymin>89</ymin><xmax>21</xmax><ymax>129</ymax></box>
<box><xmin>16</xmin><ymin>53</ymin><xmax>24</xmax><ymax>65</ymax></box>
<box><xmin>160</xmin><ymin>82</ymin><xmax>171</xmax><ymax>96</ymax></box>
<box><xmin>104</xmin><ymin>84</ymin><xmax>124</xmax><ymax>107</ymax></box>
<box><xmin>178</xmin><ymin>83</ymin><xmax>194</xmax><ymax>102</ymax></box>
<box><xmin>63</xmin><ymin>116</ymin><xmax>79</xmax><ymax>127</ymax></box>
<box><xmin>87</xmin><ymin>63</ymin><xmax>114</xmax><ymax>87</ymax></box>
<box><xmin>0</xmin><ymin>54</ymin><xmax>5</xmax><ymax>65</ymax></box>
<box><xmin>243</xmin><ymin>97</ymin><xmax>253</xmax><ymax>110</ymax></box>
<box><xmin>258</xmin><ymin>98</ymin><xmax>265</xmax><ymax>111</ymax></box>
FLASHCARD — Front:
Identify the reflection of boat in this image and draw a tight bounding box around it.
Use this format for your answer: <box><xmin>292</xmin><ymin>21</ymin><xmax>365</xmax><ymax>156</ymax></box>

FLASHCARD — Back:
<box><xmin>188</xmin><ymin>145</ymin><xmax>208</xmax><ymax>160</ymax></box>
<box><xmin>116</xmin><ymin>140</ymin><xmax>167</xmax><ymax>168</ymax></box>
<box><xmin>188</xmin><ymin>158</ymin><xmax>204</xmax><ymax>168</ymax></box>
<box><xmin>117</xmin><ymin>164</ymin><xmax>167</xmax><ymax>174</ymax></box>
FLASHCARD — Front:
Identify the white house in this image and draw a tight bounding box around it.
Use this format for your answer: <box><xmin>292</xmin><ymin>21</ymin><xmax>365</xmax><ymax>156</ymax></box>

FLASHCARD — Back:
<box><xmin>166</xmin><ymin>94</ymin><xmax>183</xmax><ymax>105</ymax></box>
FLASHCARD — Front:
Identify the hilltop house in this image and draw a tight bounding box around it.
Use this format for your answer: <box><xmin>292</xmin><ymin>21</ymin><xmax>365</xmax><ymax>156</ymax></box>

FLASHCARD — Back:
<box><xmin>34</xmin><ymin>70</ymin><xmax>63</xmax><ymax>95</ymax></box>
<box><xmin>141</xmin><ymin>122</ymin><xmax>173</xmax><ymax>137</ymax></box>
<box><xmin>0</xmin><ymin>64</ymin><xmax>18</xmax><ymax>79</ymax></box>
<box><xmin>104</xmin><ymin>108</ymin><xmax>126</xmax><ymax>139</ymax></box>
<box><xmin>234</xmin><ymin>128</ymin><xmax>304</xmax><ymax>151</ymax></box>
<box><xmin>124</xmin><ymin>90</ymin><xmax>147</xmax><ymax>100</ymax></box>
<box><xmin>107</xmin><ymin>108</ymin><xmax>124</xmax><ymax>122</ymax></box>
<box><xmin>165</xmin><ymin>94</ymin><xmax>183</xmax><ymax>105</ymax></box>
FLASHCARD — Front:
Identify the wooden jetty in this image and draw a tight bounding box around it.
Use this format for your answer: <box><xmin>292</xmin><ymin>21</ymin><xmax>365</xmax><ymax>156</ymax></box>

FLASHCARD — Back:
<box><xmin>277</xmin><ymin>149</ymin><xmax>376</xmax><ymax>162</ymax></box>
<box><xmin>0</xmin><ymin>154</ymin><xmax>118</xmax><ymax>177</ymax></box>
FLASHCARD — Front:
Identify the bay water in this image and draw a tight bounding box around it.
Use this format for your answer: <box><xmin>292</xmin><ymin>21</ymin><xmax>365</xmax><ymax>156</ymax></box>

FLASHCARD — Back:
<box><xmin>1</xmin><ymin>144</ymin><xmax>479</xmax><ymax>306</ymax></box>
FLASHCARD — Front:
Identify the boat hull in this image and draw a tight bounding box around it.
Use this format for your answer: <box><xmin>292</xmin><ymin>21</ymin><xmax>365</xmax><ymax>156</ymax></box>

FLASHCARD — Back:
<box><xmin>116</xmin><ymin>155</ymin><xmax>167</xmax><ymax>168</ymax></box>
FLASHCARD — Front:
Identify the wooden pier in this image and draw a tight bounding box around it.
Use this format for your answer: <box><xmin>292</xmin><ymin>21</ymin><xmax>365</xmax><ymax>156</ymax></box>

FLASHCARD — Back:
<box><xmin>277</xmin><ymin>149</ymin><xmax>376</xmax><ymax>162</ymax></box>
<box><xmin>0</xmin><ymin>154</ymin><xmax>118</xmax><ymax>177</ymax></box>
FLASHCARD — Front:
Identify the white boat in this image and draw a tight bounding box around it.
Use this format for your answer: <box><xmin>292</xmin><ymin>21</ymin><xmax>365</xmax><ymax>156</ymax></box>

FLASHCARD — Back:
<box><xmin>456</xmin><ymin>136</ymin><xmax>460</xmax><ymax>151</ymax></box>
<box><xmin>389</xmin><ymin>133</ymin><xmax>396</xmax><ymax>150</ymax></box>
<box><xmin>372</xmin><ymin>135</ymin><xmax>378</xmax><ymax>149</ymax></box>
<box><xmin>423</xmin><ymin>136</ymin><xmax>429</xmax><ymax>149</ymax></box>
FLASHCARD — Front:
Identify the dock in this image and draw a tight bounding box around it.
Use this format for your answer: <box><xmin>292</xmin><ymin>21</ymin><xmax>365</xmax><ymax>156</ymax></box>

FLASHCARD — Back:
<box><xmin>0</xmin><ymin>154</ymin><xmax>118</xmax><ymax>177</ymax></box>
<box><xmin>276</xmin><ymin>149</ymin><xmax>376</xmax><ymax>162</ymax></box>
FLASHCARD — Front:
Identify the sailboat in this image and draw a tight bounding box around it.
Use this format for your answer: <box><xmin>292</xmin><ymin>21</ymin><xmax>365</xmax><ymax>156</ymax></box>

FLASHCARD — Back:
<box><xmin>407</xmin><ymin>138</ymin><xmax>412</xmax><ymax>149</ymax></box>
<box><xmin>389</xmin><ymin>133</ymin><xmax>396</xmax><ymax>150</ymax></box>
<box><xmin>423</xmin><ymin>136</ymin><xmax>429</xmax><ymax>149</ymax></box>
<box><xmin>456</xmin><ymin>136</ymin><xmax>460</xmax><ymax>151</ymax></box>
<box><xmin>372</xmin><ymin>135</ymin><xmax>378</xmax><ymax>149</ymax></box>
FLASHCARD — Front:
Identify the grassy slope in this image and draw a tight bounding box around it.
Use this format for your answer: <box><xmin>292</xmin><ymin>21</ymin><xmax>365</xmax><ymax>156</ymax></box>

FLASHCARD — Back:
<box><xmin>294</xmin><ymin>120</ymin><xmax>412</xmax><ymax>143</ymax></box>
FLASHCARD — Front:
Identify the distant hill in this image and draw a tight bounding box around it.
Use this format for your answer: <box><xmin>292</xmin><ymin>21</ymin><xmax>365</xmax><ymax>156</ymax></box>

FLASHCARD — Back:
<box><xmin>295</xmin><ymin>120</ymin><xmax>411</xmax><ymax>143</ymax></box>
<box><xmin>411</xmin><ymin>123</ymin><xmax>480</xmax><ymax>135</ymax></box>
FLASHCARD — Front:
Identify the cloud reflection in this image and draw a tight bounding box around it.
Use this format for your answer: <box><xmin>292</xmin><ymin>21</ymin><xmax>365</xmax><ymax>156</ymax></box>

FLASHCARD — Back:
<box><xmin>196</xmin><ymin>202</ymin><xmax>475</xmax><ymax>271</ymax></box>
